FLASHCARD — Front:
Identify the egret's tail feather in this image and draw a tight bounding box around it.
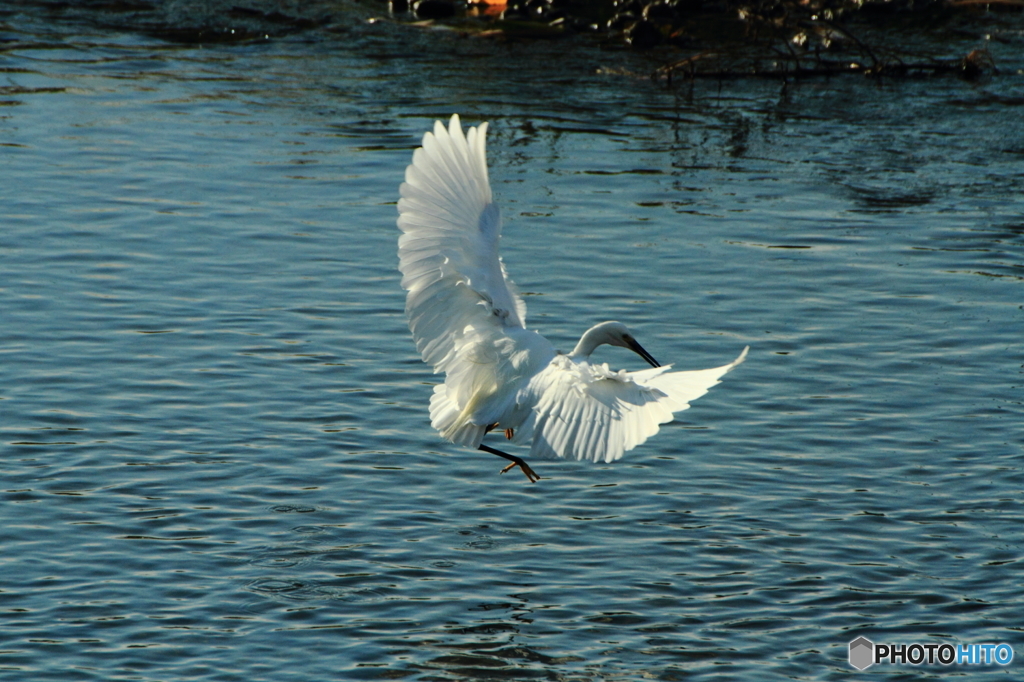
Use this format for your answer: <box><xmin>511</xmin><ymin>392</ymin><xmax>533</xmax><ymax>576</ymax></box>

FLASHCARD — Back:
<box><xmin>429</xmin><ymin>384</ymin><xmax>487</xmax><ymax>446</ymax></box>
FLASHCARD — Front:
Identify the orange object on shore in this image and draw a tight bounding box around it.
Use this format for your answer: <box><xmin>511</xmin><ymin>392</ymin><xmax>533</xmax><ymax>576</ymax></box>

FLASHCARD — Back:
<box><xmin>468</xmin><ymin>0</ymin><xmax>508</xmax><ymax>16</ymax></box>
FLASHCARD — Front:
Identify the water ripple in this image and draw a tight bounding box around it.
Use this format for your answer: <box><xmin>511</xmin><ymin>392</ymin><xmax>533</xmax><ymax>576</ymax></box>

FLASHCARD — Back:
<box><xmin>1</xmin><ymin>5</ymin><xmax>1021</xmax><ymax>681</ymax></box>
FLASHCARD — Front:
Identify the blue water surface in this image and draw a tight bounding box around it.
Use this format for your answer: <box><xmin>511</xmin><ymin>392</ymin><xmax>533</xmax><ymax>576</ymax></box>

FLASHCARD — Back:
<box><xmin>1</xmin><ymin>5</ymin><xmax>1022</xmax><ymax>681</ymax></box>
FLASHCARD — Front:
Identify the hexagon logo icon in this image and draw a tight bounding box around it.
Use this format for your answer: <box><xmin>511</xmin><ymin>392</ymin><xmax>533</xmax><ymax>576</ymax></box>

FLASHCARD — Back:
<box><xmin>849</xmin><ymin>636</ymin><xmax>875</xmax><ymax>670</ymax></box>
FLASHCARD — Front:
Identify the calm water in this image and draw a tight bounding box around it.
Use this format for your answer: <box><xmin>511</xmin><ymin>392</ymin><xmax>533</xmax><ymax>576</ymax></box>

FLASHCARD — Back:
<box><xmin>2</xmin><ymin>4</ymin><xmax>1023</xmax><ymax>681</ymax></box>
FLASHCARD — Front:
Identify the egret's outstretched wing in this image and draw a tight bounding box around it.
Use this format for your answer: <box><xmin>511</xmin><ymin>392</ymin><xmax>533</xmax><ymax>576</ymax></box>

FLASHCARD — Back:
<box><xmin>520</xmin><ymin>347</ymin><xmax>748</xmax><ymax>463</ymax></box>
<box><xmin>397</xmin><ymin>114</ymin><xmax>528</xmax><ymax>376</ymax></box>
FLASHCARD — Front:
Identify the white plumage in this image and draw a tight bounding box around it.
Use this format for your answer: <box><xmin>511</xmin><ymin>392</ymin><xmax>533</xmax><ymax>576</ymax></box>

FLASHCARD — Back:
<box><xmin>397</xmin><ymin>114</ymin><xmax>747</xmax><ymax>481</ymax></box>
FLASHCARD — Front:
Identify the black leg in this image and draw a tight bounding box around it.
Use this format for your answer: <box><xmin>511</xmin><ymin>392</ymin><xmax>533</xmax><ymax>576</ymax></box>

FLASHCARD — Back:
<box><xmin>478</xmin><ymin>443</ymin><xmax>540</xmax><ymax>483</ymax></box>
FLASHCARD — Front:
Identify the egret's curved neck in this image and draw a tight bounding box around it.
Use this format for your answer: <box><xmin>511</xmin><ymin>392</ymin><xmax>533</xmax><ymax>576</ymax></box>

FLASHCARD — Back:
<box><xmin>569</xmin><ymin>322</ymin><xmax>615</xmax><ymax>360</ymax></box>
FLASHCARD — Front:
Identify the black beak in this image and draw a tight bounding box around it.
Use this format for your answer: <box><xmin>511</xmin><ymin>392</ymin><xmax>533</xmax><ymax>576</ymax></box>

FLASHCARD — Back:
<box><xmin>625</xmin><ymin>336</ymin><xmax>661</xmax><ymax>368</ymax></box>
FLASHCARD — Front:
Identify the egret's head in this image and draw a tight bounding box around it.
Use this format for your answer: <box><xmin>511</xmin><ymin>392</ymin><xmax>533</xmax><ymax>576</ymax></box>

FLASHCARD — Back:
<box><xmin>573</xmin><ymin>321</ymin><xmax>661</xmax><ymax>368</ymax></box>
<box><xmin>608</xmin><ymin>323</ymin><xmax>661</xmax><ymax>368</ymax></box>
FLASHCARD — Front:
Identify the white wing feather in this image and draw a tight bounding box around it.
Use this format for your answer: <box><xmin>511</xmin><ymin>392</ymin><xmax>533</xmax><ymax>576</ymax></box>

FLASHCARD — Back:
<box><xmin>519</xmin><ymin>347</ymin><xmax>748</xmax><ymax>463</ymax></box>
<box><xmin>398</xmin><ymin>115</ymin><xmax>552</xmax><ymax>446</ymax></box>
<box><xmin>398</xmin><ymin>114</ymin><xmax>527</xmax><ymax>372</ymax></box>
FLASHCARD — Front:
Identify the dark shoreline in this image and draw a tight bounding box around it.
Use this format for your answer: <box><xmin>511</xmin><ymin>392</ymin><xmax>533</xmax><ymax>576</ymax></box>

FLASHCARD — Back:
<box><xmin>4</xmin><ymin>0</ymin><xmax>1019</xmax><ymax>81</ymax></box>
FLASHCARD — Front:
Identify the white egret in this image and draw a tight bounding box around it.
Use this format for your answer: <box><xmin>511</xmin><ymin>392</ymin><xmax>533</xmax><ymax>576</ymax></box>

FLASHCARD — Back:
<box><xmin>397</xmin><ymin>115</ymin><xmax>747</xmax><ymax>482</ymax></box>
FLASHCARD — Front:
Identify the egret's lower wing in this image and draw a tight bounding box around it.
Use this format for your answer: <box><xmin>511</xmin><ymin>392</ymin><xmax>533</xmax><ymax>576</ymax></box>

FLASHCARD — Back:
<box><xmin>522</xmin><ymin>348</ymin><xmax>748</xmax><ymax>464</ymax></box>
<box><xmin>637</xmin><ymin>345</ymin><xmax>749</xmax><ymax>412</ymax></box>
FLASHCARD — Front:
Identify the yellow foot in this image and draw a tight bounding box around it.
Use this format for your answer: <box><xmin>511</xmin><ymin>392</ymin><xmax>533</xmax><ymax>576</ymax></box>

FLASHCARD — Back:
<box><xmin>478</xmin><ymin>443</ymin><xmax>539</xmax><ymax>483</ymax></box>
<box><xmin>500</xmin><ymin>459</ymin><xmax>539</xmax><ymax>483</ymax></box>
<box><xmin>504</xmin><ymin>428</ymin><xmax>514</xmax><ymax>440</ymax></box>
